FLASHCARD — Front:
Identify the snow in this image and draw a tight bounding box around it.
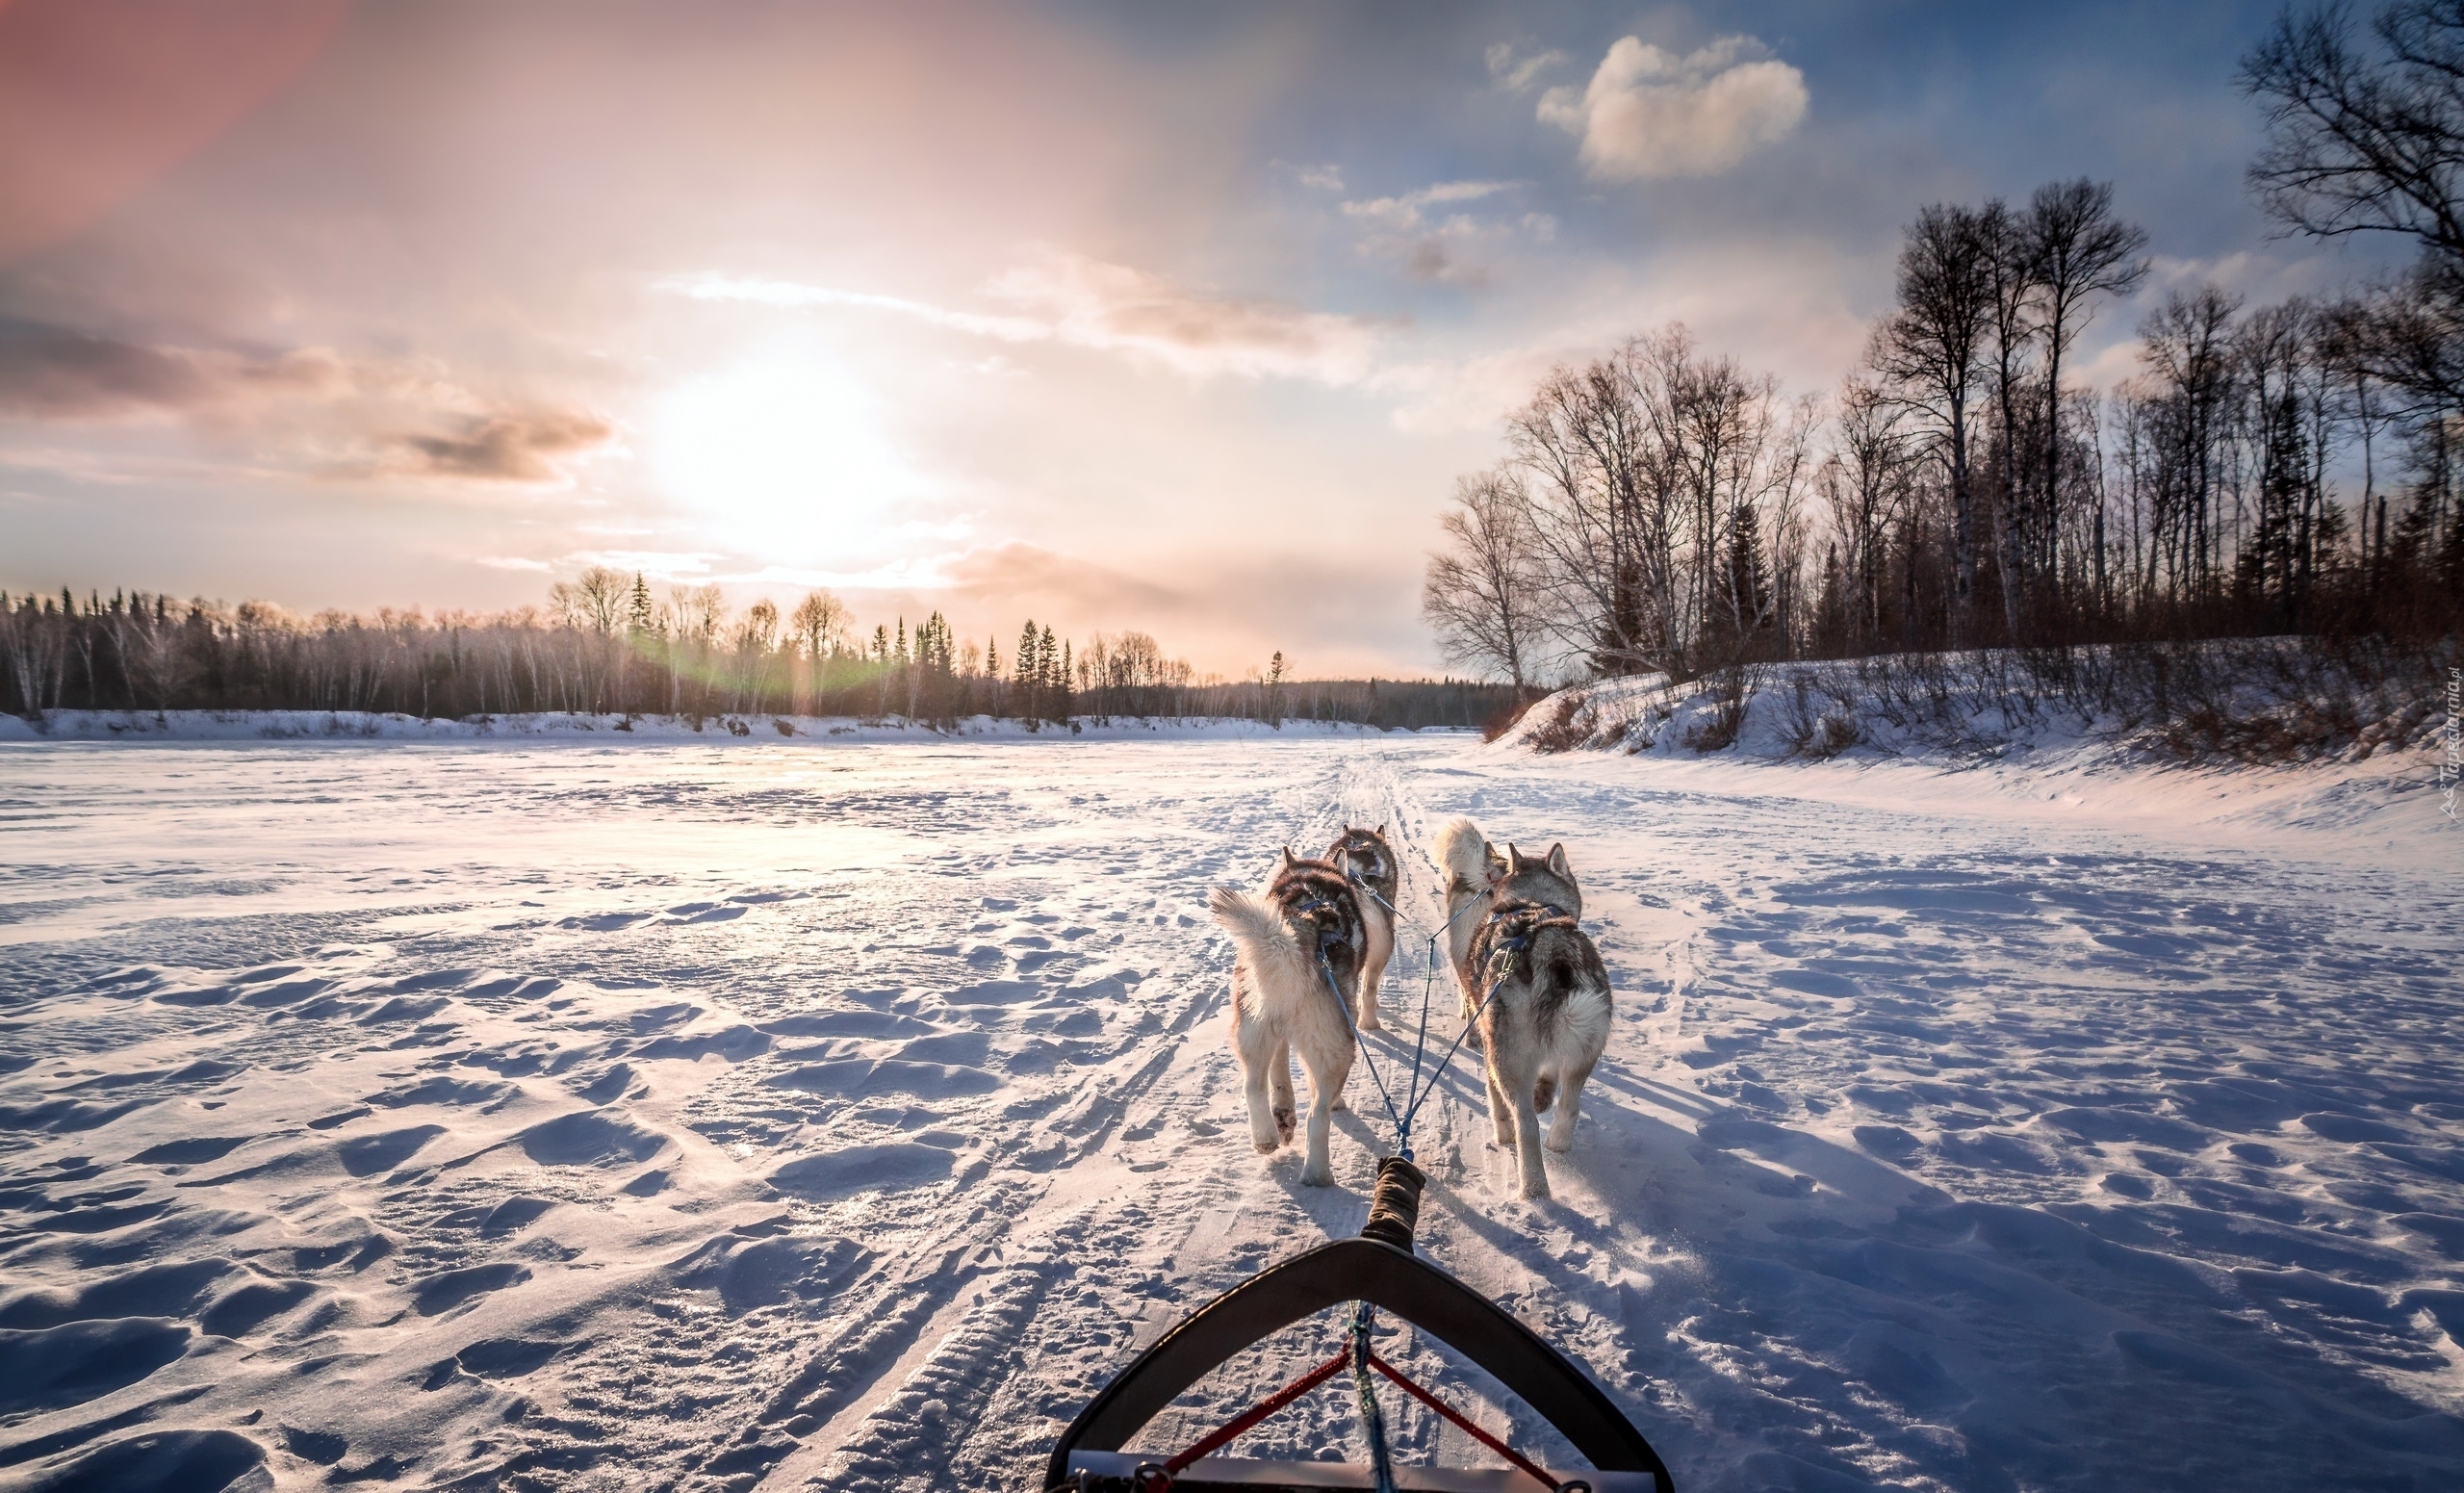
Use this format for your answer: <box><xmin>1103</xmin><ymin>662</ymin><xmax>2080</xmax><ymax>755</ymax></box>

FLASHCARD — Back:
<box><xmin>0</xmin><ymin>732</ymin><xmax>2455</xmax><ymax>1492</ymax></box>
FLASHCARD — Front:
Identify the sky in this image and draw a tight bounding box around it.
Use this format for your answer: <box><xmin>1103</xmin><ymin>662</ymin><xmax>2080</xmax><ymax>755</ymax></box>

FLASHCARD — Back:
<box><xmin>0</xmin><ymin>0</ymin><xmax>2396</xmax><ymax>677</ymax></box>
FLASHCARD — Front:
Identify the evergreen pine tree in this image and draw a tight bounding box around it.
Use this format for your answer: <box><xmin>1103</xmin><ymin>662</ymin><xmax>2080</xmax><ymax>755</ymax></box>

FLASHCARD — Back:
<box><xmin>1726</xmin><ymin>502</ymin><xmax>1772</xmax><ymax>642</ymax></box>
<box><xmin>1016</xmin><ymin>620</ymin><xmax>1040</xmax><ymax>725</ymax></box>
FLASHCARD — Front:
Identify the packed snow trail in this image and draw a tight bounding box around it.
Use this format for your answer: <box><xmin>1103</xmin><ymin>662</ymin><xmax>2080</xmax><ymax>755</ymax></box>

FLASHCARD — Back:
<box><xmin>0</xmin><ymin>735</ymin><xmax>2454</xmax><ymax>1493</ymax></box>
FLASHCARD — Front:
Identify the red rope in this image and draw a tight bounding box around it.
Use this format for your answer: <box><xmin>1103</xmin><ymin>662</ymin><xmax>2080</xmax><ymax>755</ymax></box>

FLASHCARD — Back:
<box><xmin>1140</xmin><ymin>1342</ymin><xmax>1559</xmax><ymax>1493</ymax></box>
<box><xmin>1366</xmin><ymin>1351</ymin><xmax>1557</xmax><ymax>1490</ymax></box>
<box><xmin>1151</xmin><ymin>1348</ymin><xmax>1352</xmax><ymax>1483</ymax></box>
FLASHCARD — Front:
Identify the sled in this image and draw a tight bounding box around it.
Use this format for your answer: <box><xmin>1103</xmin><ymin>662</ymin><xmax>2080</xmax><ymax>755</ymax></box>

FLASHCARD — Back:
<box><xmin>1045</xmin><ymin>1159</ymin><xmax>1674</xmax><ymax>1493</ymax></box>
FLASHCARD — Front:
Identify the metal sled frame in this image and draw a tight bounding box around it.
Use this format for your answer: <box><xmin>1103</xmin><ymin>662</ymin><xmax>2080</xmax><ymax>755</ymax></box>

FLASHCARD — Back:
<box><xmin>1044</xmin><ymin>1233</ymin><xmax>1674</xmax><ymax>1493</ymax></box>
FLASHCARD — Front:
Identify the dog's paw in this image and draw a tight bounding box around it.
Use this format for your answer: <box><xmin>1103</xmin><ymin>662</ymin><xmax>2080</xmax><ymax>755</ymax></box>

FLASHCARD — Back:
<box><xmin>1272</xmin><ymin>1106</ymin><xmax>1296</xmax><ymax>1142</ymax></box>
<box><xmin>1299</xmin><ymin>1167</ymin><xmax>1334</xmax><ymax>1188</ymax></box>
<box><xmin>1254</xmin><ymin>1140</ymin><xmax>1280</xmax><ymax>1155</ymax></box>
<box><xmin>1545</xmin><ymin>1132</ymin><xmax>1574</xmax><ymax>1153</ymax></box>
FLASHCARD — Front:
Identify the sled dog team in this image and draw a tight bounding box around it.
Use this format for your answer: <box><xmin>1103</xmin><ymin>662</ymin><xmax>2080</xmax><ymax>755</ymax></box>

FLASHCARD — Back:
<box><xmin>1206</xmin><ymin>820</ymin><xmax>1612</xmax><ymax>1201</ymax></box>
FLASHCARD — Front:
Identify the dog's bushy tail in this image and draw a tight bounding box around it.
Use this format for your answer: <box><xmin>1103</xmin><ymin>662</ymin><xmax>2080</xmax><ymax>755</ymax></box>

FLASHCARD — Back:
<box><xmin>1435</xmin><ymin>817</ymin><xmax>1491</xmax><ymax>893</ymax></box>
<box><xmin>1207</xmin><ymin>885</ymin><xmax>1292</xmax><ymax>966</ymax></box>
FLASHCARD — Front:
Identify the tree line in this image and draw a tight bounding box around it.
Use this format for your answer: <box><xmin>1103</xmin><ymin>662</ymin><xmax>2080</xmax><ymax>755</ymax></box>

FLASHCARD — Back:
<box><xmin>0</xmin><ymin>571</ymin><xmax>1512</xmax><ymax>732</ymax></box>
<box><xmin>1424</xmin><ymin>0</ymin><xmax>2462</xmax><ymax>694</ymax></box>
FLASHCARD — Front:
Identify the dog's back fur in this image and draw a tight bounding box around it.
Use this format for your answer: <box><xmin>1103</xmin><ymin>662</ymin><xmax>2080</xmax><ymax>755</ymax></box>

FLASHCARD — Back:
<box><xmin>1206</xmin><ymin>850</ymin><xmax>1365</xmax><ymax>1187</ymax></box>
<box><xmin>1436</xmin><ymin>817</ymin><xmax>1503</xmax><ymax>992</ymax></box>
<box><xmin>1434</xmin><ymin>821</ymin><xmax>1610</xmax><ymax>1200</ymax></box>
<box><xmin>1265</xmin><ymin>852</ymin><xmax>1366</xmax><ymax>996</ymax></box>
<box><xmin>1325</xmin><ymin>825</ymin><xmax>1398</xmax><ymax>1030</ymax></box>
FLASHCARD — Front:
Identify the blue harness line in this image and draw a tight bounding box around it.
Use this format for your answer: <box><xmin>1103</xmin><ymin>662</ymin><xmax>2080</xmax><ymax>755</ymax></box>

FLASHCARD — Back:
<box><xmin>1313</xmin><ymin>873</ymin><xmax>1503</xmax><ymax>1167</ymax></box>
<box><xmin>1313</xmin><ymin>871</ymin><xmax>1501</xmax><ymax>1493</ymax></box>
<box><xmin>1298</xmin><ymin>851</ymin><xmax>1586</xmax><ymax>1493</ymax></box>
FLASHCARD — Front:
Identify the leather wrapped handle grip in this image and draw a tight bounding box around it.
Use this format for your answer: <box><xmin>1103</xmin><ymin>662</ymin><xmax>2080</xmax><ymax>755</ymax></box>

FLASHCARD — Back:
<box><xmin>1359</xmin><ymin>1155</ymin><xmax>1425</xmax><ymax>1251</ymax></box>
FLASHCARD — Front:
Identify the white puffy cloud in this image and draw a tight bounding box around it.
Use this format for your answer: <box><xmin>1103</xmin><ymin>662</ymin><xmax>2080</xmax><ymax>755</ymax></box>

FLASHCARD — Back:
<box><xmin>1539</xmin><ymin>36</ymin><xmax>1807</xmax><ymax>181</ymax></box>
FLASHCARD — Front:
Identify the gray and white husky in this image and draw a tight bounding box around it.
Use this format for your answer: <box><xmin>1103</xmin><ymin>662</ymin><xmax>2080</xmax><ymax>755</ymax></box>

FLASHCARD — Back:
<box><xmin>1206</xmin><ymin>850</ymin><xmax>1366</xmax><ymax>1187</ymax></box>
<box><xmin>1434</xmin><ymin>818</ymin><xmax>1611</xmax><ymax>1200</ymax></box>
<box><xmin>1325</xmin><ymin>825</ymin><xmax>1398</xmax><ymax>1031</ymax></box>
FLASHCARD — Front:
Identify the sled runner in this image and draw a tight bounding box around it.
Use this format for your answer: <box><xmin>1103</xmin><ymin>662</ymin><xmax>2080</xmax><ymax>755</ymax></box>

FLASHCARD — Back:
<box><xmin>1044</xmin><ymin>1158</ymin><xmax>1675</xmax><ymax>1493</ymax></box>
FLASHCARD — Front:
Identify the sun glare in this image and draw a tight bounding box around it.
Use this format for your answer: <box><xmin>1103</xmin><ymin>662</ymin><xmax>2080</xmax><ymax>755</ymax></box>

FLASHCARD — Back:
<box><xmin>651</xmin><ymin>348</ymin><xmax>917</xmax><ymax>565</ymax></box>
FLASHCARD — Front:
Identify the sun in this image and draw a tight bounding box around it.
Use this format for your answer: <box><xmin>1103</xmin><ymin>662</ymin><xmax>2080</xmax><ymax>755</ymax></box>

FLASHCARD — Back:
<box><xmin>651</xmin><ymin>347</ymin><xmax>916</xmax><ymax>566</ymax></box>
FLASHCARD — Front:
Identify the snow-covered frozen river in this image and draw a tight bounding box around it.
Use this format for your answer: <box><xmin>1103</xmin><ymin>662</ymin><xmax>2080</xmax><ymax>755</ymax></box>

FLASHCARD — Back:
<box><xmin>1</xmin><ymin>735</ymin><xmax>2456</xmax><ymax>1492</ymax></box>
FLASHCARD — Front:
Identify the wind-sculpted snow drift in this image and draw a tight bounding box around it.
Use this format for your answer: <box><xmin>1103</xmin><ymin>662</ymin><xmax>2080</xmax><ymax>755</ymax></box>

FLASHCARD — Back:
<box><xmin>0</xmin><ymin>736</ymin><xmax>2454</xmax><ymax>1492</ymax></box>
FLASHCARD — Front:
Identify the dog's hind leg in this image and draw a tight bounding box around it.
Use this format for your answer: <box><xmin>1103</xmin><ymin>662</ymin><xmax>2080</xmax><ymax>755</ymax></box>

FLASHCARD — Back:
<box><xmin>1484</xmin><ymin>1037</ymin><xmax>1551</xmax><ymax>1198</ymax></box>
<box><xmin>1355</xmin><ymin>915</ymin><xmax>1390</xmax><ymax>1033</ymax></box>
<box><xmin>1483</xmin><ymin>1067</ymin><xmax>1515</xmax><ymax>1148</ymax></box>
<box><xmin>1510</xmin><ymin>1088</ymin><xmax>1551</xmax><ymax>1198</ymax></box>
<box><xmin>1293</xmin><ymin>1041</ymin><xmax>1352</xmax><ymax>1188</ymax></box>
<box><xmin>1546</xmin><ymin>1057</ymin><xmax>1595</xmax><ymax>1154</ymax></box>
<box><xmin>1233</xmin><ymin>993</ymin><xmax>1285</xmax><ymax>1154</ymax></box>
<box><xmin>1269</xmin><ymin>1039</ymin><xmax>1297</xmax><ymax>1143</ymax></box>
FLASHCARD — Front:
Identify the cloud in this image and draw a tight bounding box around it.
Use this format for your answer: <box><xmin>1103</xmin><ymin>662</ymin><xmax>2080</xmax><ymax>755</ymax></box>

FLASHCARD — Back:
<box><xmin>1339</xmin><ymin>182</ymin><xmax>1526</xmax><ymax>287</ymax></box>
<box><xmin>0</xmin><ymin>318</ymin><xmax>340</xmax><ymax>419</ymax></box>
<box><xmin>1407</xmin><ymin>242</ymin><xmax>1466</xmax><ymax>284</ymax></box>
<box><xmin>1539</xmin><ymin>36</ymin><xmax>1807</xmax><ymax>181</ymax></box>
<box><xmin>1485</xmin><ymin>42</ymin><xmax>1567</xmax><ymax>93</ymax></box>
<box><xmin>0</xmin><ymin>317</ymin><xmax>612</xmax><ymax>487</ymax></box>
<box><xmin>988</xmin><ymin>252</ymin><xmax>1389</xmax><ymax>383</ymax></box>
<box><xmin>1340</xmin><ymin>180</ymin><xmax>1513</xmax><ymax>233</ymax></box>
<box><xmin>391</xmin><ymin>409</ymin><xmax>614</xmax><ymax>483</ymax></box>
<box><xmin>674</xmin><ymin>253</ymin><xmax>1390</xmax><ymax>385</ymax></box>
<box><xmin>657</xmin><ymin>274</ymin><xmax>1047</xmax><ymax>342</ymax></box>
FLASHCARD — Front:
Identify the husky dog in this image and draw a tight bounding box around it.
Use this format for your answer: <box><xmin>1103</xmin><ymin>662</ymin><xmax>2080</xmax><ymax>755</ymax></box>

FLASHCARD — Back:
<box><xmin>1434</xmin><ymin>818</ymin><xmax>1611</xmax><ymax>1200</ymax></box>
<box><xmin>1325</xmin><ymin>825</ymin><xmax>1398</xmax><ymax>1031</ymax></box>
<box><xmin>1206</xmin><ymin>850</ymin><xmax>1366</xmax><ymax>1187</ymax></box>
<box><xmin>1435</xmin><ymin>818</ymin><xmax>1507</xmax><ymax>1028</ymax></box>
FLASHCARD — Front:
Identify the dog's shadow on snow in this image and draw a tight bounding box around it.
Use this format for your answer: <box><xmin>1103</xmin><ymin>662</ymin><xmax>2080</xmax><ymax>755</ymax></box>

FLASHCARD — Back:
<box><xmin>1320</xmin><ymin>1060</ymin><xmax>2464</xmax><ymax>1493</ymax></box>
<box><xmin>1341</xmin><ymin>1059</ymin><xmax>1947</xmax><ymax>1304</ymax></box>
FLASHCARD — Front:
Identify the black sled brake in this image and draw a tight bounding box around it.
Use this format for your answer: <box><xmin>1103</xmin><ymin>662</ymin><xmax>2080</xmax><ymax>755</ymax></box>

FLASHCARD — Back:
<box><xmin>1046</xmin><ymin>1159</ymin><xmax>1674</xmax><ymax>1493</ymax></box>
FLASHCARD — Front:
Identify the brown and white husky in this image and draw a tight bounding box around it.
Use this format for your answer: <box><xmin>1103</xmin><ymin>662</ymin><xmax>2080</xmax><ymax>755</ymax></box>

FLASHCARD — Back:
<box><xmin>1434</xmin><ymin>818</ymin><xmax>1611</xmax><ymax>1200</ymax></box>
<box><xmin>1324</xmin><ymin>825</ymin><xmax>1398</xmax><ymax>1032</ymax></box>
<box><xmin>1206</xmin><ymin>850</ymin><xmax>1367</xmax><ymax>1187</ymax></box>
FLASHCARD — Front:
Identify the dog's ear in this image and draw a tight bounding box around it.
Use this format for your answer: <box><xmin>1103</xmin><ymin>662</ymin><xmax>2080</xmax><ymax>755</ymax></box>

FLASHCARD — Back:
<box><xmin>1545</xmin><ymin>842</ymin><xmax>1572</xmax><ymax>879</ymax></box>
<box><xmin>1376</xmin><ymin>822</ymin><xmax>1386</xmax><ymax>837</ymax></box>
<box><xmin>1280</xmin><ymin>846</ymin><xmax>1296</xmax><ymax>868</ymax></box>
<box><xmin>1505</xmin><ymin>843</ymin><xmax>1527</xmax><ymax>874</ymax></box>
